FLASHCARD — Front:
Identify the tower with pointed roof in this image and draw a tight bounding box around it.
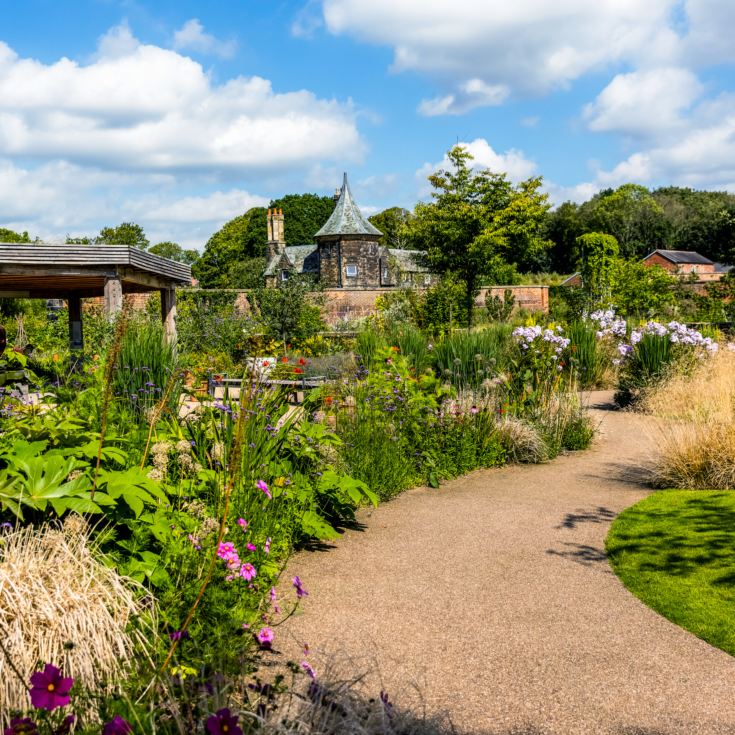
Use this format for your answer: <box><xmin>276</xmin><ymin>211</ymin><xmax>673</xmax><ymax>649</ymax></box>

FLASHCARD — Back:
<box><xmin>314</xmin><ymin>173</ymin><xmax>384</xmax><ymax>288</ymax></box>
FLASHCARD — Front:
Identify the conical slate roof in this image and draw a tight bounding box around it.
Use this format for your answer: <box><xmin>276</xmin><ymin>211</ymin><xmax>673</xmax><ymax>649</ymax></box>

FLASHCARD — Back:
<box><xmin>315</xmin><ymin>173</ymin><xmax>383</xmax><ymax>238</ymax></box>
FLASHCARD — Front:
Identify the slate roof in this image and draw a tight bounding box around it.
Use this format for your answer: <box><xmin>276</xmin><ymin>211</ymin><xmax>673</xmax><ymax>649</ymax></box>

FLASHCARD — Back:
<box><xmin>315</xmin><ymin>173</ymin><xmax>383</xmax><ymax>239</ymax></box>
<box><xmin>644</xmin><ymin>249</ymin><xmax>714</xmax><ymax>265</ymax></box>
<box><xmin>715</xmin><ymin>262</ymin><xmax>733</xmax><ymax>273</ymax></box>
<box><xmin>263</xmin><ymin>245</ymin><xmax>319</xmax><ymax>277</ymax></box>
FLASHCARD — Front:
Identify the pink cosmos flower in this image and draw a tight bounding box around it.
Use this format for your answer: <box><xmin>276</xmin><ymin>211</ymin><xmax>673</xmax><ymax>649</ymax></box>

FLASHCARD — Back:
<box><xmin>256</xmin><ymin>480</ymin><xmax>272</xmax><ymax>499</ymax></box>
<box><xmin>237</xmin><ymin>518</ymin><xmax>248</xmax><ymax>530</ymax></box>
<box><xmin>264</xmin><ymin>537</ymin><xmax>271</xmax><ymax>554</ymax></box>
<box><xmin>29</xmin><ymin>664</ymin><xmax>73</xmax><ymax>711</ymax></box>
<box><xmin>246</xmin><ymin>542</ymin><xmax>257</xmax><ymax>552</ymax></box>
<box><xmin>217</xmin><ymin>542</ymin><xmax>237</xmax><ymax>560</ymax></box>
<box><xmin>256</xmin><ymin>627</ymin><xmax>274</xmax><ymax>649</ymax></box>
<box><xmin>269</xmin><ymin>587</ymin><xmax>277</xmax><ymax>603</ymax></box>
<box><xmin>4</xmin><ymin>717</ymin><xmax>39</xmax><ymax>735</ymax></box>
<box><xmin>102</xmin><ymin>715</ymin><xmax>133</xmax><ymax>735</ymax></box>
<box><xmin>240</xmin><ymin>562</ymin><xmax>257</xmax><ymax>581</ymax></box>
<box><xmin>206</xmin><ymin>708</ymin><xmax>243</xmax><ymax>735</ymax></box>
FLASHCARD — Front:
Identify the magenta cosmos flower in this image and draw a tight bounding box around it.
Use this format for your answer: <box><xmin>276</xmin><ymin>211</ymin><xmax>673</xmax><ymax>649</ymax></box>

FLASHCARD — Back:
<box><xmin>239</xmin><ymin>562</ymin><xmax>257</xmax><ymax>581</ymax></box>
<box><xmin>256</xmin><ymin>627</ymin><xmax>274</xmax><ymax>649</ymax></box>
<box><xmin>29</xmin><ymin>664</ymin><xmax>73</xmax><ymax>711</ymax></box>
<box><xmin>256</xmin><ymin>480</ymin><xmax>271</xmax><ymax>499</ymax></box>
<box><xmin>102</xmin><ymin>715</ymin><xmax>133</xmax><ymax>735</ymax></box>
<box><xmin>206</xmin><ymin>708</ymin><xmax>243</xmax><ymax>735</ymax></box>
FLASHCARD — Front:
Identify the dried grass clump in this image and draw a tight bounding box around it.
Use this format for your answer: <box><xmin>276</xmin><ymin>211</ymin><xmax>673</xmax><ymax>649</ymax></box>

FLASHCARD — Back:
<box><xmin>261</xmin><ymin>661</ymin><xmax>458</xmax><ymax>735</ymax></box>
<box><xmin>494</xmin><ymin>417</ymin><xmax>548</xmax><ymax>464</ymax></box>
<box><xmin>0</xmin><ymin>520</ymin><xmax>156</xmax><ymax>724</ymax></box>
<box><xmin>645</xmin><ymin>349</ymin><xmax>735</xmax><ymax>489</ymax></box>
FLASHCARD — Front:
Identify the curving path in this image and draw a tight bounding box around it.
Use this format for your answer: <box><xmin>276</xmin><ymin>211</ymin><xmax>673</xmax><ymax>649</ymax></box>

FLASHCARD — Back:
<box><xmin>281</xmin><ymin>393</ymin><xmax>735</xmax><ymax>734</ymax></box>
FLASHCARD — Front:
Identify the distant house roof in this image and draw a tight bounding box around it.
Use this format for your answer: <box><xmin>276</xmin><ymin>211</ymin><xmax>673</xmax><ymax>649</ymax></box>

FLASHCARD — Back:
<box><xmin>315</xmin><ymin>173</ymin><xmax>383</xmax><ymax>239</ymax></box>
<box><xmin>644</xmin><ymin>249</ymin><xmax>714</xmax><ymax>265</ymax></box>
<box><xmin>561</xmin><ymin>272</ymin><xmax>581</xmax><ymax>286</ymax></box>
<box><xmin>387</xmin><ymin>248</ymin><xmax>430</xmax><ymax>273</ymax></box>
<box><xmin>715</xmin><ymin>262</ymin><xmax>733</xmax><ymax>273</ymax></box>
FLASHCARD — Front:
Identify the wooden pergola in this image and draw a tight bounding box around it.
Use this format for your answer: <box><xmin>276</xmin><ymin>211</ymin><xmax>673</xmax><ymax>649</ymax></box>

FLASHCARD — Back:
<box><xmin>0</xmin><ymin>244</ymin><xmax>192</xmax><ymax>350</ymax></box>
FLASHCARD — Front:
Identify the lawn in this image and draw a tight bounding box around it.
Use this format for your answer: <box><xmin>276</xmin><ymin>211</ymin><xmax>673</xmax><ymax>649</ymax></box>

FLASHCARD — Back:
<box><xmin>606</xmin><ymin>489</ymin><xmax>735</xmax><ymax>656</ymax></box>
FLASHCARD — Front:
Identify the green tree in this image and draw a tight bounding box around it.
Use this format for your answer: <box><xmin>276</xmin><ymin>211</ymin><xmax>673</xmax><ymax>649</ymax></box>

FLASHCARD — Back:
<box><xmin>253</xmin><ymin>276</ymin><xmax>324</xmax><ymax>347</ymax></box>
<box><xmin>0</xmin><ymin>227</ymin><xmax>31</xmax><ymax>243</ymax></box>
<box><xmin>369</xmin><ymin>207</ymin><xmax>413</xmax><ymax>248</ymax></box>
<box><xmin>579</xmin><ymin>184</ymin><xmax>668</xmax><ymax>258</ymax></box>
<box><xmin>577</xmin><ymin>232</ymin><xmax>620</xmax><ymax>308</ymax></box>
<box><xmin>545</xmin><ymin>201</ymin><xmax>585</xmax><ymax>272</ymax></box>
<box><xmin>148</xmin><ymin>241</ymin><xmax>199</xmax><ymax>265</ymax></box>
<box><xmin>97</xmin><ymin>222</ymin><xmax>150</xmax><ymax>249</ymax></box>
<box><xmin>408</xmin><ymin>145</ymin><xmax>552</xmax><ymax>325</ymax></box>
<box><xmin>194</xmin><ymin>193</ymin><xmax>336</xmax><ymax>288</ymax></box>
<box><xmin>612</xmin><ymin>260</ymin><xmax>676</xmax><ymax>317</ymax></box>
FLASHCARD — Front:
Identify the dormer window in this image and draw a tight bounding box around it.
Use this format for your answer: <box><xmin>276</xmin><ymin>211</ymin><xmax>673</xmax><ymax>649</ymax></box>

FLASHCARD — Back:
<box><xmin>345</xmin><ymin>264</ymin><xmax>358</xmax><ymax>278</ymax></box>
<box><xmin>280</xmin><ymin>269</ymin><xmax>290</xmax><ymax>281</ymax></box>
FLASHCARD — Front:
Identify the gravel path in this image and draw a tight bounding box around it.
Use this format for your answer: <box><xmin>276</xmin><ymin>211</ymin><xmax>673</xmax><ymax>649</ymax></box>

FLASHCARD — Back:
<box><xmin>280</xmin><ymin>393</ymin><xmax>735</xmax><ymax>734</ymax></box>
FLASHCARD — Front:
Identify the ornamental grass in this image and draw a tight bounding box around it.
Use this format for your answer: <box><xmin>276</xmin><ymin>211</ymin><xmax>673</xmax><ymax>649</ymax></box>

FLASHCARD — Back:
<box><xmin>644</xmin><ymin>348</ymin><xmax>735</xmax><ymax>489</ymax></box>
<box><xmin>0</xmin><ymin>519</ymin><xmax>155</xmax><ymax>724</ymax></box>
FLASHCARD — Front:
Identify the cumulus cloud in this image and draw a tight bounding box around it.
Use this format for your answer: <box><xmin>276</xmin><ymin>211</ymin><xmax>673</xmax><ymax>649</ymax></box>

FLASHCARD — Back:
<box><xmin>172</xmin><ymin>19</ymin><xmax>237</xmax><ymax>59</ymax></box>
<box><xmin>0</xmin><ymin>158</ymin><xmax>269</xmax><ymax>249</ymax></box>
<box><xmin>0</xmin><ymin>24</ymin><xmax>363</xmax><ymax>173</ymax></box>
<box><xmin>583</xmin><ymin>68</ymin><xmax>703</xmax><ymax>139</ymax></box>
<box><xmin>321</xmin><ymin>0</ymin><xmax>680</xmax><ymax>111</ymax></box>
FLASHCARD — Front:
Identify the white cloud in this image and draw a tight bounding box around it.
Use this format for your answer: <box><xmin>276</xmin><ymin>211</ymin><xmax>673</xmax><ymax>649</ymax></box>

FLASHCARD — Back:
<box><xmin>291</xmin><ymin>1</ymin><xmax>324</xmax><ymax>39</ymax></box>
<box><xmin>321</xmin><ymin>0</ymin><xmax>680</xmax><ymax>112</ymax></box>
<box><xmin>583</xmin><ymin>68</ymin><xmax>703</xmax><ymax>139</ymax></box>
<box><xmin>0</xmin><ymin>158</ymin><xmax>270</xmax><ymax>250</ymax></box>
<box><xmin>418</xmin><ymin>79</ymin><xmax>509</xmax><ymax>116</ymax></box>
<box><xmin>0</xmin><ymin>25</ymin><xmax>363</xmax><ymax>173</ymax></box>
<box><xmin>172</xmin><ymin>19</ymin><xmax>237</xmax><ymax>59</ymax></box>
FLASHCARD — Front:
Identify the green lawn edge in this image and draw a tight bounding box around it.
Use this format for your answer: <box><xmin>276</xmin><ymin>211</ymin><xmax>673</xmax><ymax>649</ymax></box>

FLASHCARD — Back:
<box><xmin>606</xmin><ymin>489</ymin><xmax>735</xmax><ymax>657</ymax></box>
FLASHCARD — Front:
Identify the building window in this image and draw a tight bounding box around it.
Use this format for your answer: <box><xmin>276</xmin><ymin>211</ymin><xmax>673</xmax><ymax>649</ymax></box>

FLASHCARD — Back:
<box><xmin>280</xmin><ymin>269</ymin><xmax>290</xmax><ymax>281</ymax></box>
<box><xmin>345</xmin><ymin>264</ymin><xmax>358</xmax><ymax>278</ymax></box>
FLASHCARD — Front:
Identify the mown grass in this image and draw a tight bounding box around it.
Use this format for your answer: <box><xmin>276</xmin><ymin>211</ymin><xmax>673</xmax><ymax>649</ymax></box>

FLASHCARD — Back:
<box><xmin>606</xmin><ymin>489</ymin><xmax>735</xmax><ymax>656</ymax></box>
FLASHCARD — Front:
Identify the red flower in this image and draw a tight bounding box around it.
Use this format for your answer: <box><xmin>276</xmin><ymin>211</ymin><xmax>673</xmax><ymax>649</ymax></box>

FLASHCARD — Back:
<box><xmin>281</xmin><ymin>356</ymin><xmax>289</xmax><ymax>363</ymax></box>
<box><xmin>298</xmin><ymin>357</ymin><xmax>307</xmax><ymax>365</ymax></box>
<box><xmin>29</xmin><ymin>664</ymin><xmax>73</xmax><ymax>711</ymax></box>
<box><xmin>262</xmin><ymin>361</ymin><xmax>270</xmax><ymax>367</ymax></box>
<box><xmin>294</xmin><ymin>367</ymin><xmax>303</xmax><ymax>374</ymax></box>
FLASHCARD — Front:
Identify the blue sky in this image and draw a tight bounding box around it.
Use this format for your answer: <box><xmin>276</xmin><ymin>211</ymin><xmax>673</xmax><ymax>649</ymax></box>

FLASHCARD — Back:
<box><xmin>1</xmin><ymin>0</ymin><xmax>734</xmax><ymax>249</ymax></box>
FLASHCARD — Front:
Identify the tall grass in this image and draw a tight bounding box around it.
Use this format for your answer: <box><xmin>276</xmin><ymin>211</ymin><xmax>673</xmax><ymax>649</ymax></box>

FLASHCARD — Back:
<box><xmin>645</xmin><ymin>349</ymin><xmax>735</xmax><ymax>489</ymax></box>
<box><xmin>566</xmin><ymin>321</ymin><xmax>607</xmax><ymax>388</ymax></box>
<box><xmin>432</xmin><ymin>325</ymin><xmax>513</xmax><ymax>389</ymax></box>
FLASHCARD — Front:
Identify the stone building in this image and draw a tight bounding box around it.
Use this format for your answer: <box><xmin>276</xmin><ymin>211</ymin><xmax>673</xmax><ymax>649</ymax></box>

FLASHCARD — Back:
<box><xmin>263</xmin><ymin>174</ymin><xmax>435</xmax><ymax>289</ymax></box>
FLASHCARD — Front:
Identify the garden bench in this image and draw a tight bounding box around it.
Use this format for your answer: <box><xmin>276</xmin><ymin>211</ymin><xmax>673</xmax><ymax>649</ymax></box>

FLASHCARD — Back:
<box><xmin>208</xmin><ymin>375</ymin><xmax>327</xmax><ymax>404</ymax></box>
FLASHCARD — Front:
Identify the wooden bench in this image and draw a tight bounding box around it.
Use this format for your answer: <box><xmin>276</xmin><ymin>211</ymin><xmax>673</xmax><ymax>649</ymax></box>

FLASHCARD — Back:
<box><xmin>209</xmin><ymin>375</ymin><xmax>327</xmax><ymax>403</ymax></box>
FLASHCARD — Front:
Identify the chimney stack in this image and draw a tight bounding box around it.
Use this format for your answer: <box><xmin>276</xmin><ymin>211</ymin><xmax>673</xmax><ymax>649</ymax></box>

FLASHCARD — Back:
<box><xmin>267</xmin><ymin>207</ymin><xmax>286</xmax><ymax>259</ymax></box>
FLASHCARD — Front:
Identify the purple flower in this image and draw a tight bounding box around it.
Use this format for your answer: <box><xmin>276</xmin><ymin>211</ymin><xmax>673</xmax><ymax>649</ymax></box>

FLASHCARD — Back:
<box><xmin>29</xmin><ymin>664</ymin><xmax>73</xmax><ymax>711</ymax></box>
<box><xmin>256</xmin><ymin>479</ymin><xmax>272</xmax><ymax>499</ymax></box>
<box><xmin>168</xmin><ymin>630</ymin><xmax>190</xmax><ymax>641</ymax></box>
<box><xmin>256</xmin><ymin>627</ymin><xmax>274</xmax><ymax>649</ymax></box>
<box><xmin>206</xmin><ymin>708</ymin><xmax>243</xmax><ymax>735</ymax></box>
<box><xmin>4</xmin><ymin>717</ymin><xmax>39</xmax><ymax>735</ymax></box>
<box><xmin>292</xmin><ymin>575</ymin><xmax>308</xmax><ymax>599</ymax></box>
<box><xmin>300</xmin><ymin>660</ymin><xmax>317</xmax><ymax>680</ymax></box>
<box><xmin>102</xmin><ymin>715</ymin><xmax>133</xmax><ymax>735</ymax></box>
<box><xmin>264</xmin><ymin>537</ymin><xmax>271</xmax><ymax>554</ymax></box>
<box><xmin>240</xmin><ymin>562</ymin><xmax>257</xmax><ymax>581</ymax></box>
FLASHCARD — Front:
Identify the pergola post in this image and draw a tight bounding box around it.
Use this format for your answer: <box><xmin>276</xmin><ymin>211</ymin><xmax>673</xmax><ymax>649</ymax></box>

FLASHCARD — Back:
<box><xmin>68</xmin><ymin>295</ymin><xmax>84</xmax><ymax>351</ymax></box>
<box><xmin>104</xmin><ymin>275</ymin><xmax>123</xmax><ymax>319</ymax></box>
<box><xmin>161</xmin><ymin>287</ymin><xmax>177</xmax><ymax>346</ymax></box>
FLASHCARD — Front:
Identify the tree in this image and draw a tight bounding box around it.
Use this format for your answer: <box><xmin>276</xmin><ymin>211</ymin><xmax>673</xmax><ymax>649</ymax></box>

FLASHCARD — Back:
<box><xmin>579</xmin><ymin>184</ymin><xmax>668</xmax><ymax>258</ymax></box>
<box><xmin>97</xmin><ymin>222</ymin><xmax>150</xmax><ymax>249</ymax></box>
<box><xmin>148</xmin><ymin>241</ymin><xmax>199</xmax><ymax>265</ymax></box>
<box><xmin>408</xmin><ymin>145</ymin><xmax>552</xmax><ymax>325</ymax></box>
<box><xmin>545</xmin><ymin>201</ymin><xmax>584</xmax><ymax>273</ymax></box>
<box><xmin>612</xmin><ymin>260</ymin><xmax>676</xmax><ymax>317</ymax></box>
<box><xmin>577</xmin><ymin>232</ymin><xmax>620</xmax><ymax>308</ymax></box>
<box><xmin>0</xmin><ymin>228</ymin><xmax>30</xmax><ymax>243</ymax></box>
<box><xmin>194</xmin><ymin>193</ymin><xmax>336</xmax><ymax>288</ymax></box>
<box><xmin>369</xmin><ymin>207</ymin><xmax>414</xmax><ymax>249</ymax></box>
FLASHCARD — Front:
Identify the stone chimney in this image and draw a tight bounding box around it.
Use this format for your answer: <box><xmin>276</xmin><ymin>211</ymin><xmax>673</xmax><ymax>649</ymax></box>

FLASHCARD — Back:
<box><xmin>267</xmin><ymin>208</ymin><xmax>286</xmax><ymax>259</ymax></box>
